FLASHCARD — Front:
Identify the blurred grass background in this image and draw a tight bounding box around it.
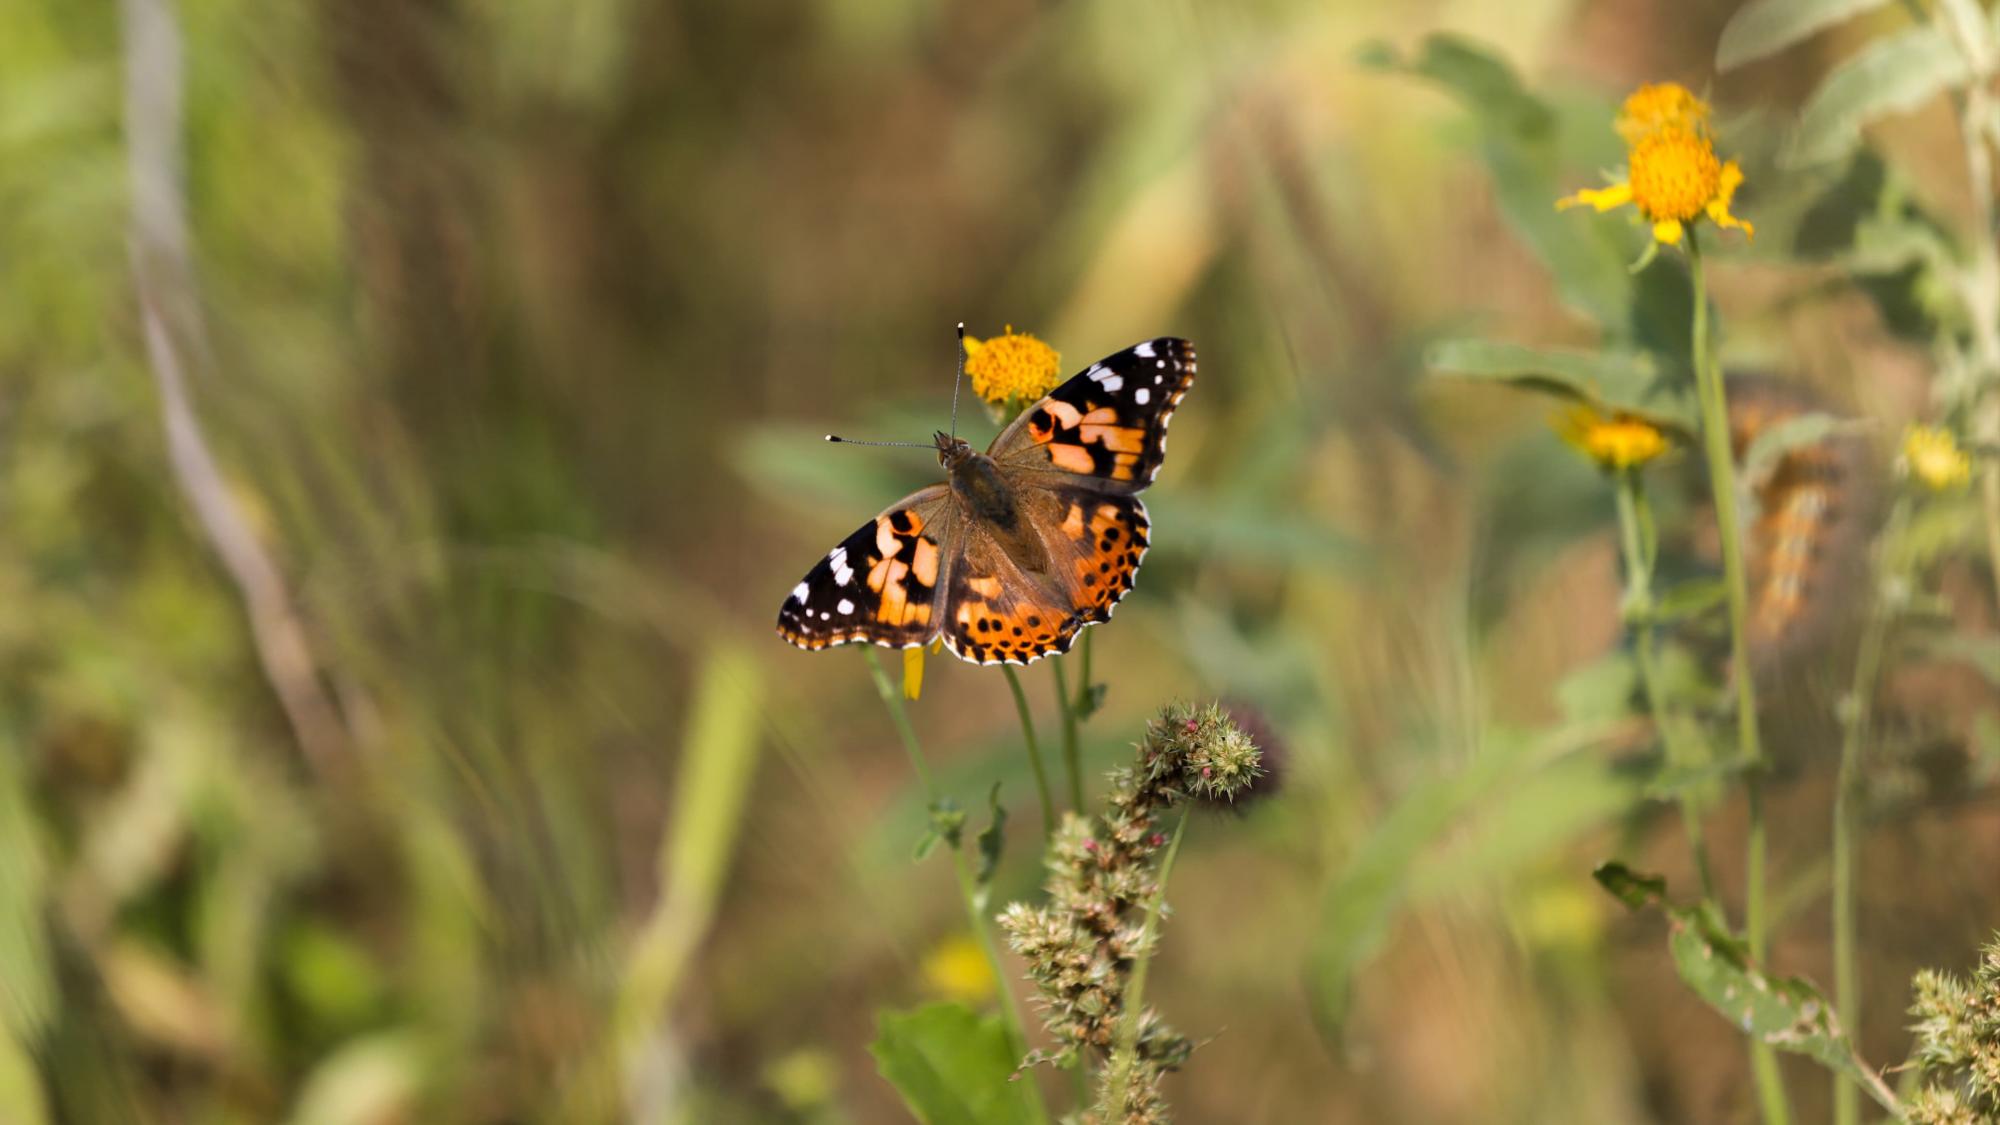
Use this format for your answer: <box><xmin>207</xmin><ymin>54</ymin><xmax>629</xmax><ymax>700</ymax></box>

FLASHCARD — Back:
<box><xmin>4</xmin><ymin>0</ymin><xmax>1997</xmax><ymax>1121</ymax></box>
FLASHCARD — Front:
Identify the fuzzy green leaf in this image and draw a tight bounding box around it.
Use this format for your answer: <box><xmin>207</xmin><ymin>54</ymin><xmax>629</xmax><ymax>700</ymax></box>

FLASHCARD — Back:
<box><xmin>1789</xmin><ymin>26</ymin><xmax>1970</xmax><ymax>166</ymax></box>
<box><xmin>1717</xmin><ymin>0</ymin><xmax>1896</xmax><ymax>71</ymax></box>
<box><xmin>1425</xmin><ymin>339</ymin><xmax>1694</xmax><ymax>432</ymax></box>
<box><xmin>870</xmin><ymin>1003</ymin><xmax>1032</xmax><ymax>1125</ymax></box>
<box><xmin>1592</xmin><ymin>864</ymin><xmax>1899</xmax><ymax>1111</ymax></box>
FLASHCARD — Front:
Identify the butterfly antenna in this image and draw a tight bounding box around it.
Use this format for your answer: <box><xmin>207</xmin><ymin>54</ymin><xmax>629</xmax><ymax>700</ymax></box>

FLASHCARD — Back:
<box><xmin>949</xmin><ymin>322</ymin><xmax>966</xmax><ymax>441</ymax></box>
<box><xmin>824</xmin><ymin>435</ymin><xmax>933</xmax><ymax>448</ymax></box>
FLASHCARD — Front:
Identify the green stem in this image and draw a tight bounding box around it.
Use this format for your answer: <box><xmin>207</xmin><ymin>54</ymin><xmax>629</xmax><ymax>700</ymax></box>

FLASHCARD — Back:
<box><xmin>862</xmin><ymin>649</ymin><xmax>1049</xmax><ymax>1125</ymax></box>
<box><xmin>1687</xmin><ymin>235</ymin><xmax>1789</xmax><ymax>1125</ymax></box>
<box><xmin>1614</xmin><ymin>470</ymin><xmax>1718</xmax><ymax>902</ymax></box>
<box><xmin>1104</xmin><ymin>812</ymin><xmax>1189</xmax><ymax>1114</ymax></box>
<box><xmin>1051</xmin><ymin>657</ymin><xmax>1083</xmax><ymax>810</ymax></box>
<box><xmin>1002</xmin><ymin>666</ymin><xmax>1058</xmax><ymax>837</ymax></box>
<box><xmin>1831</xmin><ymin>497</ymin><xmax>1907</xmax><ymax>1125</ymax></box>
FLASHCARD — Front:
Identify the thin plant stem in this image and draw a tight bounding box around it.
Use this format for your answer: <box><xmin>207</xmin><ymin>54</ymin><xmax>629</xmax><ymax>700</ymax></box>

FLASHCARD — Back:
<box><xmin>1078</xmin><ymin>628</ymin><xmax>1094</xmax><ymax>713</ymax></box>
<box><xmin>1686</xmin><ymin>234</ymin><xmax>1789</xmax><ymax>1125</ymax></box>
<box><xmin>862</xmin><ymin>649</ymin><xmax>1050</xmax><ymax>1125</ymax></box>
<box><xmin>1104</xmin><ymin>812</ymin><xmax>1189</xmax><ymax>1113</ymax></box>
<box><xmin>1941</xmin><ymin>0</ymin><xmax>2000</xmax><ymax>634</ymax></box>
<box><xmin>1002</xmin><ymin>666</ymin><xmax>1058</xmax><ymax>837</ymax></box>
<box><xmin>1614</xmin><ymin>470</ymin><xmax>1718</xmax><ymax>901</ymax></box>
<box><xmin>1051</xmin><ymin>657</ymin><xmax>1083</xmax><ymax>809</ymax></box>
<box><xmin>1831</xmin><ymin>496</ymin><xmax>1908</xmax><ymax>1125</ymax></box>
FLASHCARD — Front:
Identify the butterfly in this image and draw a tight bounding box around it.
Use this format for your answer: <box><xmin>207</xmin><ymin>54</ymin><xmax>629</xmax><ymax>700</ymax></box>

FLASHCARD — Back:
<box><xmin>777</xmin><ymin>338</ymin><xmax>1196</xmax><ymax>666</ymax></box>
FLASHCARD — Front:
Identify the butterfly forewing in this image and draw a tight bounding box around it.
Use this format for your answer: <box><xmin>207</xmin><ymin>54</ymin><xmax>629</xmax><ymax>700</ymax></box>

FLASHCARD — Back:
<box><xmin>988</xmin><ymin>337</ymin><xmax>1195</xmax><ymax>493</ymax></box>
<box><xmin>776</xmin><ymin>487</ymin><xmax>955</xmax><ymax>652</ymax></box>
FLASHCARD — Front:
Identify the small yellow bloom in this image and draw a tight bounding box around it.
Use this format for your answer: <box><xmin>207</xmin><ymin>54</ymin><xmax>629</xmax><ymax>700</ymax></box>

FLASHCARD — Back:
<box><xmin>920</xmin><ymin>933</ymin><xmax>995</xmax><ymax>1003</ymax></box>
<box><xmin>1556</xmin><ymin>405</ymin><xmax>1670</xmax><ymax>470</ymax></box>
<box><xmin>963</xmin><ymin>327</ymin><xmax>1061</xmax><ymax>408</ymax></box>
<box><xmin>902</xmin><ymin>645</ymin><xmax>925</xmax><ymax>700</ymax></box>
<box><xmin>1902</xmin><ymin>425</ymin><xmax>1972</xmax><ymax>491</ymax></box>
<box><xmin>1558</xmin><ymin>84</ymin><xmax>1752</xmax><ymax>248</ymax></box>
<box><xmin>1616</xmin><ymin>82</ymin><xmax>1709</xmax><ymax>144</ymax></box>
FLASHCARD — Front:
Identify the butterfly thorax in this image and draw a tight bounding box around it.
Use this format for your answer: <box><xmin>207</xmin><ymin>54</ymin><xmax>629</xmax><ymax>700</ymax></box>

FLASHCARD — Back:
<box><xmin>935</xmin><ymin>431</ymin><xmax>1019</xmax><ymax>531</ymax></box>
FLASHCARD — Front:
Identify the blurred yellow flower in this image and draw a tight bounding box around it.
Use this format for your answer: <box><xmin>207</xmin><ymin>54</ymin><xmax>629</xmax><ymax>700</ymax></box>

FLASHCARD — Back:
<box><xmin>921</xmin><ymin>933</ymin><xmax>995</xmax><ymax>1003</ymax></box>
<box><xmin>1556</xmin><ymin>405</ymin><xmax>1670</xmax><ymax>470</ymax></box>
<box><xmin>964</xmin><ymin>327</ymin><xmax>1061</xmax><ymax>407</ymax></box>
<box><xmin>1558</xmin><ymin>83</ymin><xmax>1752</xmax><ymax>248</ymax></box>
<box><xmin>1616</xmin><ymin>82</ymin><xmax>1709</xmax><ymax>144</ymax></box>
<box><xmin>1902</xmin><ymin>425</ymin><xmax>1972</xmax><ymax>491</ymax></box>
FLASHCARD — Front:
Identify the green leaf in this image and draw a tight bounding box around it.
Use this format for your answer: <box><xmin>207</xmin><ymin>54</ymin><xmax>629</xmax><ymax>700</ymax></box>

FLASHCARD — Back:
<box><xmin>1651</xmin><ymin>578</ymin><xmax>1727</xmax><ymax>624</ymax></box>
<box><xmin>1904</xmin><ymin>630</ymin><xmax>2000</xmax><ymax>686</ymax></box>
<box><xmin>1717</xmin><ymin>0</ymin><xmax>1896</xmax><ymax>71</ymax></box>
<box><xmin>1556</xmin><ymin>652</ymin><xmax>1638</xmax><ymax>724</ymax></box>
<box><xmin>974</xmin><ymin>783</ymin><xmax>1006</xmax><ymax>887</ymax></box>
<box><xmin>1366</xmin><ymin>36</ymin><xmax>1636</xmax><ymax>329</ymax></box>
<box><xmin>1789</xmin><ymin>26</ymin><xmax>1970</xmax><ymax>167</ymax></box>
<box><xmin>915</xmin><ymin>798</ymin><xmax>966</xmax><ymax>862</ymax></box>
<box><xmin>1591</xmin><ymin>861</ymin><xmax>1668</xmax><ymax>910</ymax></box>
<box><xmin>1425</xmin><ymin>339</ymin><xmax>1694</xmax><ymax>433</ymax></box>
<box><xmin>1739</xmin><ymin>411</ymin><xmax>1869</xmax><ymax>487</ymax></box>
<box><xmin>870</xmin><ymin>1003</ymin><xmax>1032</xmax><ymax>1125</ymax></box>
<box><xmin>1591</xmin><ymin>864</ymin><xmax>1899</xmax><ymax>1112</ymax></box>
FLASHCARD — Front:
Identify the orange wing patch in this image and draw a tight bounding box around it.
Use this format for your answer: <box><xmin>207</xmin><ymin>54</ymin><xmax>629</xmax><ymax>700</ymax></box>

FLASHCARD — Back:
<box><xmin>1067</xmin><ymin>496</ymin><xmax>1149</xmax><ymax>622</ymax></box>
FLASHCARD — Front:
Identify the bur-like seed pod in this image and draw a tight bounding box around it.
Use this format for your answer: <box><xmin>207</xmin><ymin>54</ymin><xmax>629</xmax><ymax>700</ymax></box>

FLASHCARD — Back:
<box><xmin>1909</xmin><ymin>932</ymin><xmax>2000</xmax><ymax>1121</ymax></box>
<box><xmin>998</xmin><ymin>701</ymin><xmax>1261</xmax><ymax>1122</ymax></box>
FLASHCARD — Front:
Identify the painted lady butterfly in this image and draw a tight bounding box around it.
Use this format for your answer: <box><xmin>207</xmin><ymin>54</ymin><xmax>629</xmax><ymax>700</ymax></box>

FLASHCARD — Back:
<box><xmin>777</xmin><ymin>338</ymin><xmax>1196</xmax><ymax>665</ymax></box>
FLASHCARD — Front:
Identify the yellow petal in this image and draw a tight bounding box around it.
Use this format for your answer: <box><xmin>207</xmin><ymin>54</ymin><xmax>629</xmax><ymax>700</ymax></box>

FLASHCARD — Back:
<box><xmin>961</xmin><ymin>335</ymin><xmax>986</xmax><ymax>358</ymax></box>
<box><xmin>903</xmin><ymin>645</ymin><xmax>925</xmax><ymax>700</ymax></box>
<box><xmin>1652</xmin><ymin>219</ymin><xmax>1684</xmax><ymax>245</ymax></box>
<box><xmin>1556</xmin><ymin>182</ymin><xmax>1634</xmax><ymax>213</ymax></box>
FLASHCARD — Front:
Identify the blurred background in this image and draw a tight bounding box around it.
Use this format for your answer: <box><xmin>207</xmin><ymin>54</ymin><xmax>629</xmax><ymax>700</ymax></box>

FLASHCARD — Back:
<box><xmin>4</xmin><ymin>0</ymin><xmax>1997</xmax><ymax>1121</ymax></box>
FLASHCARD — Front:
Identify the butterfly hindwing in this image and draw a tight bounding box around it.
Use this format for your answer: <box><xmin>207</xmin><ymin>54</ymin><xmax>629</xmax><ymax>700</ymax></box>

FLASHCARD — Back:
<box><xmin>776</xmin><ymin>487</ymin><xmax>954</xmax><ymax>652</ymax></box>
<box><xmin>989</xmin><ymin>337</ymin><xmax>1196</xmax><ymax>492</ymax></box>
<box><xmin>940</xmin><ymin>489</ymin><xmax>1151</xmax><ymax>666</ymax></box>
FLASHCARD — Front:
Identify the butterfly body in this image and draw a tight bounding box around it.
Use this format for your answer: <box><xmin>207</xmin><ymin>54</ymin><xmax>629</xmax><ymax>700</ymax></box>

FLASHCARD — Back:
<box><xmin>778</xmin><ymin>338</ymin><xmax>1195</xmax><ymax>666</ymax></box>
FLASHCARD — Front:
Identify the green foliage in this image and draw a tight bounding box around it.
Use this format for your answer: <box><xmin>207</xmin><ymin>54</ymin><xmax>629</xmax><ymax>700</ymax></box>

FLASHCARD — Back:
<box><xmin>1717</xmin><ymin>0</ymin><xmax>1897</xmax><ymax>71</ymax></box>
<box><xmin>1594</xmin><ymin>864</ymin><xmax>1899</xmax><ymax>1111</ymax></box>
<box><xmin>1425</xmin><ymin>339</ymin><xmax>1693</xmax><ymax>434</ymax></box>
<box><xmin>1790</xmin><ymin>26</ymin><xmax>1971</xmax><ymax>167</ymax></box>
<box><xmin>870</xmin><ymin>1004</ymin><xmax>1033</xmax><ymax>1125</ymax></box>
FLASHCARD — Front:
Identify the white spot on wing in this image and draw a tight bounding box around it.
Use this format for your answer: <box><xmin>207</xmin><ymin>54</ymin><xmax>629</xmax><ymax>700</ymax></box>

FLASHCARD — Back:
<box><xmin>1088</xmin><ymin>366</ymin><xmax>1124</xmax><ymax>393</ymax></box>
<box><xmin>837</xmin><ymin>598</ymin><xmax>854</xmax><ymax>614</ymax></box>
<box><xmin>792</xmin><ymin>582</ymin><xmax>810</xmax><ymax>602</ymax></box>
<box><xmin>1134</xmin><ymin>341</ymin><xmax>1156</xmax><ymax>358</ymax></box>
<box><xmin>1134</xmin><ymin>387</ymin><xmax>1150</xmax><ymax>405</ymax></box>
<box><xmin>829</xmin><ymin>546</ymin><xmax>853</xmax><ymax>586</ymax></box>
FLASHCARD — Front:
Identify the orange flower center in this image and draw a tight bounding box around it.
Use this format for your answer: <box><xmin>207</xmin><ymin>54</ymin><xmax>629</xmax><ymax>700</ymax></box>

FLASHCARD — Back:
<box><xmin>1628</xmin><ymin>131</ymin><xmax>1722</xmax><ymax>223</ymax></box>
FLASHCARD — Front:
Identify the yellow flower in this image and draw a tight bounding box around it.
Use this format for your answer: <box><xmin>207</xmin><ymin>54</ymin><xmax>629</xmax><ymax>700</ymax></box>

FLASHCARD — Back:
<box><xmin>963</xmin><ymin>327</ymin><xmax>1061</xmax><ymax>407</ymax></box>
<box><xmin>902</xmin><ymin>638</ymin><xmax>941</xmax><ymax>700</ymax></box>
<box><xmin>1558</xmin><ymin>85</ymin><xmax>1752</xmax><ymax>248</ymax></box>
<box><xmin>1556</xmin><ymin>405</ymin><xmax>1670</xmax><ymax>470</ymax></box>
<box><xmin>1616</xmin><ymin>82</ymin><xmax>1709</xmax><ymax>144</ymax></box>
<box><xmin>1902</xmin><ymin>425</ymin><xmax>1972</xmax><ymax>491</ymax></box>
<box><xmin>920</xmin><ymin>933</ymin><xmax>995</xmax><ymax>1003</ymax></box>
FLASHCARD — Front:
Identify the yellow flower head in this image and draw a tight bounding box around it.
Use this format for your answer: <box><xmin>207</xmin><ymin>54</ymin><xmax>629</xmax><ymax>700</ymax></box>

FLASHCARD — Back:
<box><xmin>1901</xmin><ymin>425</ymin><xmax>1972</xmax><ymax>491</ymax></box>
<box><xmin>1556</xmin><ymin>405</ymin><xmax>1670</xmax><ymax>471</ymax></box>
<box><xmin>920</xmin><ymin>933</ymin><xmax>995</xmax><ymax>1003</ymax></box>
<box><xmin>963</xmin><ymin>327</ymin><xmax>1061</xmax><ymax>408</ymax></box>
<box><xmin>1558</xmin><ymin>84</ymin><xmax>1752</xmax><ymax>248</ymax></box>
<box><xmin>1616</xmin><ymin>82</ymin><xmax>1709</xmax><ymax>144</ymax></box>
